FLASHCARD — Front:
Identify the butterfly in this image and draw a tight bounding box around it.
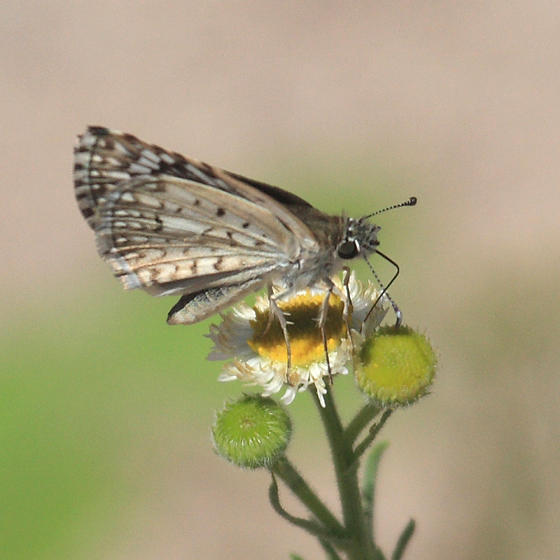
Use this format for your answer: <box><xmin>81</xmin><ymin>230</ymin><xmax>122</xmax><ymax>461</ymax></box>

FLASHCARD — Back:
<box><xmin>74</xmin><ymin>126</ymin><xmax>416</xmax><ymax>368</ymax></box>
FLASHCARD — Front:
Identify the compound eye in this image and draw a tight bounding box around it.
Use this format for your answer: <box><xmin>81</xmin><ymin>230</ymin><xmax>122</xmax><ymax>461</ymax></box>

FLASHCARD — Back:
<box><xmin>337</xmin><ymin>240</ymin><xmax>359</xmax><ymax>259</ymax></box>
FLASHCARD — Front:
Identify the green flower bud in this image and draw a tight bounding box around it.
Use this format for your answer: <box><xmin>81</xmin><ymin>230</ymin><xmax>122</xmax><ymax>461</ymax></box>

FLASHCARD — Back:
<box><xmin>212</xmin><ymin>395</ymin><xmax>292</xmax><ymax>469</ymax></box>
<box><xmin>355</xmin><ymin>326</ymin><xmax>437</xmax><ymax>407</ymax></box>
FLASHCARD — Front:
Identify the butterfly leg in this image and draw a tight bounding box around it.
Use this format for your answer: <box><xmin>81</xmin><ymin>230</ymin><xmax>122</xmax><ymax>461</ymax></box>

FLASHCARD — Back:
<box><xmin>267</xmin><ymin>288</ymin><xmax>292</xmax><ymax>379</ymax></box>
<box><xmin>342</xmin><ymin>267</ymin><xmax>355</xmax><ymax>353</ymax></box>
<box><xmin>262</xmin><ymin>284</ymin><xmax>277</xmax><ymax>336</ymax></box>
<box><xmin>318</xmin><ymin>279</ymin><xmax>335</xmax><ymax>382</ymax></box>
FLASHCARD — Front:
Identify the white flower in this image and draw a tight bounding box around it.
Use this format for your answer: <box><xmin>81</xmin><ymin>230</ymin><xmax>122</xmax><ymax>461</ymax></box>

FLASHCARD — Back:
<box><xmin>208</xmin><ymin>273</ymin><xmax>387</xmax><ymax>406</ymax></box>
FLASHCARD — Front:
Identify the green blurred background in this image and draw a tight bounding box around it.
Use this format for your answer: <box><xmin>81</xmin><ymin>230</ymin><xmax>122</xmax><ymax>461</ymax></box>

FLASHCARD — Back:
<box><xmin>2</xmin><ymin>3</ymin><xmax>558</xmax><ymax>559</ymax></box>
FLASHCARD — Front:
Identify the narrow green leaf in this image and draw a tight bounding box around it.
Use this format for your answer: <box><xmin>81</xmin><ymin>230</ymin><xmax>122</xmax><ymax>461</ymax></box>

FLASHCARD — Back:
<box><xmin>362</xmin><ymin>441</ymin><xmax>390</xmax><ymax>542</ymax></box>
<box><xmin>391</xmin><ymin>519</ymin><xmax>416</xmax><ymax>560</ymax></box>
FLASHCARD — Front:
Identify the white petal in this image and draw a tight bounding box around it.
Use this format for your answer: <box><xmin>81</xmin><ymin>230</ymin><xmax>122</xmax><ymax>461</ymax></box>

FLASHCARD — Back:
<box><xmin>281</xmin><ymin>386</ymin><xmax>298</xmax><ymax>405</ymax></box>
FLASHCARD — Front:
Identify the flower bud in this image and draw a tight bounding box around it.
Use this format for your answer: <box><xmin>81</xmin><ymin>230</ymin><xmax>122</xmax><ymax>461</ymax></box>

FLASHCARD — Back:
<box><xmin>355</xmin><ymin>326</ymin><xmax>436</xmax><ymax>406</ymax></box>
<box><xmin>212</xmin><ymin>395</ymin><xmax>292</xmax><ymax>469</ymax></box>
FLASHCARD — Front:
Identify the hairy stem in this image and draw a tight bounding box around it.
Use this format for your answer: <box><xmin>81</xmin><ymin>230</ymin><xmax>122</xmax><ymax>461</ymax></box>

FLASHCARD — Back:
<box><xmin>313</xmin><ymin>389</ymin><xmax>382</xmax><ymax>560</ymax></box>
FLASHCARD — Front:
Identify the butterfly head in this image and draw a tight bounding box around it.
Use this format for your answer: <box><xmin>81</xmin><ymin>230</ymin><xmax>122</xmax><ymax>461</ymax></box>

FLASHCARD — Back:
<box><xmin>337</xmin><ymin>218</ymin><xmax>380</xmax><ymax>260</ymax></box>
<box><xmin>336</xmin><ymin>197</ymin><xmax>417</xmax><ymax>261</ymax></box>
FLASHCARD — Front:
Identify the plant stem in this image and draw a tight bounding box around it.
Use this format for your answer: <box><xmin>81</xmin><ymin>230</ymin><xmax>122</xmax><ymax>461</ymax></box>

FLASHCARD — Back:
<box><xmin>353</xmin><ymin>410</ymin><xmax>392</xmax><ymax>464</ymax></box>
<box><xmin>313</xmin><ymin>388</ymin><xmax>380</xmax><ymax>560</ymax></box>
<box><xmin>344</xmin><ymin>402</ymin><xmax>381</xmax><ymax>444</ymax></box>
<box><xmin>272</xmin><ymin>456</ymin><xmax>345</xmax><ymax>536</ymax></box>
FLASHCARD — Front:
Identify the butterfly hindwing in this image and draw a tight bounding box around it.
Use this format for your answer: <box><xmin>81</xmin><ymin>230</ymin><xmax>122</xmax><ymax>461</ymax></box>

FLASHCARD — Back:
<box><xmin>166</xmin><ymin>279</ymin><xmax>265</xmax><ymax>324</ymax></box>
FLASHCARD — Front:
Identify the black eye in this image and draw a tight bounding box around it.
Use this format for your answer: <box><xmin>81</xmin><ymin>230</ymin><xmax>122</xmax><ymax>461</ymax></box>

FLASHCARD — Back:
<box><xmin>337</xmin><ymin>240</ymin><xmax>359</xmax><ymax>259</ymax></box>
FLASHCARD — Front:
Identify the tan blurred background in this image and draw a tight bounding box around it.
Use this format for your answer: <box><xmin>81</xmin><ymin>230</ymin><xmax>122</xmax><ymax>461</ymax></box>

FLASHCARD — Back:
<box><xmin>2</xmin><ymin>2</ymin><xmax>559</xmax><ymax>559</ymax></box>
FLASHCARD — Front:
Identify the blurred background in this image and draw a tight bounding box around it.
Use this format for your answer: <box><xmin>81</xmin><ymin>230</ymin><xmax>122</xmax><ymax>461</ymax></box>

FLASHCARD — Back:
<box><xmin>2</xmin><ymin>2</ymin><xmax>558</xmax><ymax>559</ymax></box>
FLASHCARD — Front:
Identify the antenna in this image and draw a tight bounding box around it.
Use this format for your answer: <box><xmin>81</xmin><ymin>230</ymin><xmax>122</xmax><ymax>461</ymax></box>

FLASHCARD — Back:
<box><xmin>363</xmin><ymin>250</ymin><xmax>403</xmax><ymax>327</ymax></box>
<box><xmin>362</xmin><ymin>196</ymin><xmax>417</xmax><ymax>221</ymax></box>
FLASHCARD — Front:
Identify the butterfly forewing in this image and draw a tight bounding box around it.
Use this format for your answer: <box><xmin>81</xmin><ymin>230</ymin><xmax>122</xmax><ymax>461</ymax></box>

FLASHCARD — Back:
<box><xmin>74</xmin><ymin>127</ymin><xmax>331</xmax><ymax>320</ymax></box>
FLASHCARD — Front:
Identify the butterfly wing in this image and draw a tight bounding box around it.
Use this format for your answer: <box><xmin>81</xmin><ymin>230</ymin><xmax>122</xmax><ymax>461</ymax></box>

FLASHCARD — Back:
<box><xmin>74</xmin><ymin>127</ymin><xmax>323</xmax><ymax>322</ymax></box>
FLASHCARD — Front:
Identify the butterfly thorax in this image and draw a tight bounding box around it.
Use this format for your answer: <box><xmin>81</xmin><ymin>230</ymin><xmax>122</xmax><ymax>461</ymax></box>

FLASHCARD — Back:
<box><xmin>273</xmin><ymin>207</ymin><xmax>344</xmax><ymax>290</ymax></box>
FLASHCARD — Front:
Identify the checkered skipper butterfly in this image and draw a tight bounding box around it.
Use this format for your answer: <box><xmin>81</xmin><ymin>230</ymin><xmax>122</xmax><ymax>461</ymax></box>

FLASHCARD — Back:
<box><xmin>74</xmin><ymin>127</ymin><xmax>416</xmax><ymax>367</ymax></box>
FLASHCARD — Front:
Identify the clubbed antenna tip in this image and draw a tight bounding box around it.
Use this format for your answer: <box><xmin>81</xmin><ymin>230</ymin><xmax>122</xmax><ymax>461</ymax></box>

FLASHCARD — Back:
<box><xmin>362</xmin><ymin>196</ymin><xmax>418</xmax><ymax>220</ymax></box>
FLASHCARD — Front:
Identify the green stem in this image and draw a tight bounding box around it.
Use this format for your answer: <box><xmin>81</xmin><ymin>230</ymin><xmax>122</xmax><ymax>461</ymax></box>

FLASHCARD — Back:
<box><xmin>319</xmin><ymin>538</ymin><xmax>344</xmax><ymax>560</ymax></box>
<box><xmin>313</xmin><ymin>388</ymin><xmax>380</xmax><ymax>560</ymax></box>
<box><xmin>344</xmin><ymin>402</ymin><xmax>381</xmax><ymax>444</ymax></box>
<box><xmin>353</xmin><ymin>410</ymin><xmax>393</xmax><ymax>464</ymax></box>
<box><xmin>272</xmin><ymin>456</ymin><xmax>345</xmax><ymax>537</ymax></box>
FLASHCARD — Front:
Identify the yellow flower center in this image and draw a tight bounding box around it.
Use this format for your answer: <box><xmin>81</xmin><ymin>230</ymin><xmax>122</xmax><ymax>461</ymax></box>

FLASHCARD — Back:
<box><xmin>248</xmin><ymin>292</ymin><xmax>346</xmax><ymax>366</ymax></box>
